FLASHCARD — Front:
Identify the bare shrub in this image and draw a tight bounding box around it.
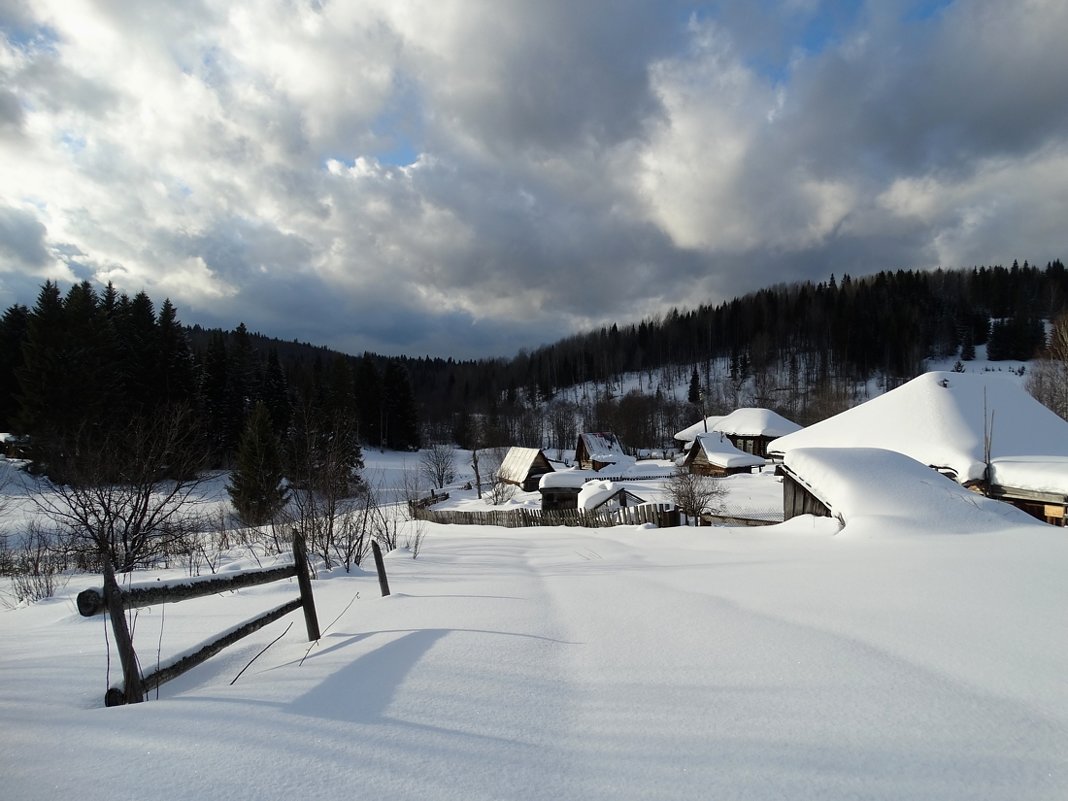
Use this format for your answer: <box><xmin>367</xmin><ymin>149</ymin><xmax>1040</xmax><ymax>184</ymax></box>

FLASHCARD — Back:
<box><xmin>286</xmin><ymin>407</ymin><xmax>363</xmax><ymax>570</ymax></box>
<box><xmin>666</xmin><ymin>469</ymin><xmax>726</xmax><ymax>523</ymax></box>
<box><xmin>8</xmin><ymin>523</ymin><xmax>69</xmax><ymax>604</ymax></box>
<box><xmin>488</xmin><ymin>472</ymin><xmax>517</xmax><ymax>505</ymax></box>
<box><xmin>405</xmin><ymin>518</ymin><xmax>426</xmax><ymax>558</ymax></box>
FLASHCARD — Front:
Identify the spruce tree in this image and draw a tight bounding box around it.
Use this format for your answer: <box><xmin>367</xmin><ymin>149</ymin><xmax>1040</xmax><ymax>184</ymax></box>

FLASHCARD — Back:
<box><xmin>227</xmin><ymin>402</ymin><xmax>288</xmax><ymax>527</ymax></box>
<box><xmin>688</xmin><ymin>367</ymin><xmax>701</xmax><ymax>404</ymax></box>
<box><xmin>353</xmin><ymin>354</ymin><xmax>382</xmax><ymax>447</ymax></box>
<box><xmin>382</xmin><ymin>361</ymin><xmax>420</xmax><ymax>450</ymax></box>
<box><xmin>0</xmin><ymin>304</ymin><xmax>29</xmax><ymax>430</ymax></box>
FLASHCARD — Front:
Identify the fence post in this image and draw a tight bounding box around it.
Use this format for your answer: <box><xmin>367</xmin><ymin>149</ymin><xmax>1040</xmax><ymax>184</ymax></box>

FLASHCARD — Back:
<box><xmin>291</xmin><ymin>531</ymin><xmax>321</xmax><ymax>641</ymax></box>
<box><xmin>103</xmin><ymin>559</ymin><xmax>144</xmax><ymax>706</ymax></box>
<box><xmin>371</xmin><ymin>540</ymin><xmax>391</xmax><ymax>597</ymax></box>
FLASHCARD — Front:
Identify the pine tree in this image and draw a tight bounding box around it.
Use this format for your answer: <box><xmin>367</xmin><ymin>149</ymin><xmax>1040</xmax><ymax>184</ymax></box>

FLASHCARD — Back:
<box><xmin>688</xmin><ymin>366</ymin><xmax>701</xmax><ymax>404</ymax></box>
<box><xmin>0</xmin><ymin>304</ymin><xmax>29</xmax><ymax>430</ymax></box>
<box><xmin>16</xmin><ymin>282</ymin><xmax>67</xmax><ymax>445</ymax></box>
<box><xmin>382</xmin><ymin>361</ymin><xmax>421</xmax><ymax>450</ymax></box>
<box><xmin>227</xmin><ymin>402</ymin><xmax>289</xmax><ymax>527</ymax></box>
<box><xmin>261</xmin><ymin>347</ymin><xmax>291</xmax><ymax>436</ymax></box>
<box><xmin>157</xmin><ymin>299</ymin><xmax>196</xmax><ymax>408</ymax></box>
<box><xmin>353</xmin><ymin>354</ymin><xmax>382</xmax><ymax>447</ymax></box>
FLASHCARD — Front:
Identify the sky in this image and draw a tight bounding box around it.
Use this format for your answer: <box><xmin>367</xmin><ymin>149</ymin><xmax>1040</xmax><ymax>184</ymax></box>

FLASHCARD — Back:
<box><xmin>1</xmin><ymin>0</ymin><xmax>1067</xmax><ymax>359</ymax></box>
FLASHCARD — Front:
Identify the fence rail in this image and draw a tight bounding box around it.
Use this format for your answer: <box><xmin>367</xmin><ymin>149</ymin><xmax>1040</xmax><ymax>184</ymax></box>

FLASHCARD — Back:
<box><xmin>80</xmin><ymin>531</ymin><xmax>320</xmax><ymax>707</ymax></box>
<box><xmin>411</xmin><ymin>502</ymin><xmax>782</xmax><ymax>529</ymax></box>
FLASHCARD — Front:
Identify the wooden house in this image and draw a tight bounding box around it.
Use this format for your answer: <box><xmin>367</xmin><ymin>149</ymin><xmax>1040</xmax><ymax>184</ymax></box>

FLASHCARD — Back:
<box><xmin>497</xmin><ymin>447</ymin><xmax>555</xmax><ymax>492</ymax></box>
<box><xmin>710</xmin><ymin>408</ymin><xmax>802</xmax><ymax>458</ymax></box>
<box><xmin>683</xmin><ymin>433</ymin><xmax>766</xmax><ymax>476</ymax></box>
<box><xmin>575</xmin><ymin>432</ymin><xmax>627</xmax><ymax>471</ymax></box>
<box><xmin>768</xmin><ymin>371</ymin><xmax>1068</xmax><ymax>526</ymax></box>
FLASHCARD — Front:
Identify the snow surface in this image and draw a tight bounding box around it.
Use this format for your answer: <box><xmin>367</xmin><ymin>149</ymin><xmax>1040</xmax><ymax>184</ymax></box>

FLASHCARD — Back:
<box><xmin>769</xmin><ymin>371</ymin><xmax>1068</xmax><ymax>483</ymax></box>
<box><xmin>3</xmin><ymin>449</ymin><xmax>1068</xmax><ymax>800</ymax></box>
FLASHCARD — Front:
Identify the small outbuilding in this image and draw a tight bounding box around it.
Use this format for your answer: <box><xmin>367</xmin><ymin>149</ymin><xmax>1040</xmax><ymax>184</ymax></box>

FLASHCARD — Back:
<box><xmin>577</xmin><ymin>480</ymin><xmax>647</xmax><ymax>511</ymax></box>
<box><xmin>539</xmin><ymin>470</ymin><xmax>595</xmax><ymax>511</ymax></box>
<box><xmin>497</xmin><ymin>447</ymin><xmax>555</xmax><ymax>492</ymax></box>
<box><xmin>575</xmin><ymin>432</ymin><xmax>627</xmax><ymax>471</ymax></box>
<box><xmin>683</xmin><ymin>433</ymin><xmax>767</xmax><ymax>476</ymax></box>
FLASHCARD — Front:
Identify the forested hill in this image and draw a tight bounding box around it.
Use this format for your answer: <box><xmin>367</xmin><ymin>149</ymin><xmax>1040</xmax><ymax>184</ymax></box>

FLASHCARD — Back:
<box><xmin>177</xmin><ymin>259</ymin><xmax>1068</xmax><ymax>446</ymax></box>
<box><xmin>1</xmin><ymin>261</ymin><xmax>1064</xmax><ymax>463</ymax></box>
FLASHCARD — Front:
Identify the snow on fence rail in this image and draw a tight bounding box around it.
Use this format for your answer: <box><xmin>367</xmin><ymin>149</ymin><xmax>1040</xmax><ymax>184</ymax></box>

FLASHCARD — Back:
<box><xmin>410</xmin><ymin>503</ymin><xmax>679</xmax><ymax>528</ymax></box>
<box><xmin>78</xmin><ymin>531</ymin><xmax>321</xmax><ymax>707</ymax></box>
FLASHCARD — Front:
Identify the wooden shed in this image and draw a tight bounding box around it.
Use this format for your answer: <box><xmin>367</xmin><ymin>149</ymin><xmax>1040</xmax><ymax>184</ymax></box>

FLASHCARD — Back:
<box><xmin>577</xmin><ymin>480</ymin><xmax>647</xmax><ymax>511</ymax></box>
<box><xmin>539</xmin><ymin>470</ymin><xmax>594</xmax><ymax>511</ymax></box>
<box><xmin>780</xmin><ymin>463</ymin><xmax>833</xmax><ymax>521</ymax></box>
<box><xmin>683</xmin><ymin>433</ymin><xmax>766</xmax><ymax>477</ymax></box>
<box><xmin>497</xmin><ymin>447</ymin><xmax>555</xmax><ymax>492</ymax></box>
<box><xmin>575</xmin><ymin>432</ymin><xmax>627</xmax><ymax>471</ymax></box>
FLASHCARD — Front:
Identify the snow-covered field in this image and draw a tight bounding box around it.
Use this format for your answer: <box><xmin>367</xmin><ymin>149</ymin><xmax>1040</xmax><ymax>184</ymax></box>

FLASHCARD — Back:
<box><xmin>2</xmin><ymin>448</ymin><xmax>1066</xmax><ymax>800</ymax></box>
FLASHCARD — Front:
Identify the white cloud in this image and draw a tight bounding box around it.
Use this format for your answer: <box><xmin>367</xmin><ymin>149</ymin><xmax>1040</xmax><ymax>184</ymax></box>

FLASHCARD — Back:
<box><xmin>1</xmin><ymin>1</ymin><xmax>1066</xmax><ymax>357</ymax></box>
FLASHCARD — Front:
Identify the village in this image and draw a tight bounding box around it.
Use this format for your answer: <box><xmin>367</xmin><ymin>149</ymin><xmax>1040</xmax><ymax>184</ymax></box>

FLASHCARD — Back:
<box><xmin>420</xmin><ymin>370</ymin><xmax>1068</xmax><ymax>532</ymax></box>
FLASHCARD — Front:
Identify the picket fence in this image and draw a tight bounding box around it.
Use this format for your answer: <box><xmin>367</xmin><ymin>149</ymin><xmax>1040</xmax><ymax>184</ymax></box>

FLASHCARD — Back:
<box><xmin>411</xmin><ymin>503</ymin><xmax>679</xmax><ymax>529</ymax></box>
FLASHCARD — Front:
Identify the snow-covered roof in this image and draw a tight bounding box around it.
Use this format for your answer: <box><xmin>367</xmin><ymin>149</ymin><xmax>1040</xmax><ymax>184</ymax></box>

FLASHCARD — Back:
<box><xmin>673</xmin><ymin>416</ymin><xmax>725</xmax><ymax>443</ymax></box>
<box><xmin>784</xmin><ymin>447</ymin><xmax>1037</xmax><ymax>534</ymax></box>
<box><xmin>539</xmin><ymin>469</ymin><xmax>596</xmax><ymax>490</ymax></box>
<box><xmin>688</xmin><ymin>433</ymin><xmax>766</xmax><ymax>469</ymax></box>
<box><xmin>497</xmin><ymin>447</ymin><xmax>552</xmax><ymax>485</ymax></box>
<box><xmin>577</xmin><ymin>432</ymin><xmax>626</xmax><ymax>461</ymax></box>
<box><xmin>989</xmin><ymin>456</ymin><xmax>1068</xmax><ymax>497</ymax></box>
<box><xmin>769</xmin><ymin>371</ymin><xmax>1068</xmax><ymax>483</ymax></box>
<box><xmin>576</xmin><ymin>480</ymin><xmax>646</xmax><ymax>510</ymax></box>
<box><xmin>711</xmin><ymin>408</ymin><xmax>802</xmax><ymax>438</ymax></box>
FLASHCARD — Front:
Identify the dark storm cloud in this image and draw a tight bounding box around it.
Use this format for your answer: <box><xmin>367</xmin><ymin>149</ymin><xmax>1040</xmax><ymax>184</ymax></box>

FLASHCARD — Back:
<box><xmin>2</xmin><ymin>0</ymin><xmax>1066</xmax><ymax>358</ymax></box>
<box><xmin>0</xmin><ymin>205</ymin><xmax>49</xmax><ymax>267</ymax></box>
<box><xmin>778</xmin><ymin>2</ymin><xmax>1068</xmax><ymax>181</ymax></box>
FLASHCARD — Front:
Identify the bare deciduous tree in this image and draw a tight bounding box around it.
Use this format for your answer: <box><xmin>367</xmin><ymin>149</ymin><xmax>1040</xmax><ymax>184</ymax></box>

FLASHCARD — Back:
<box><xmin>31</xmin><ymin>407</ymin><xmax>208</xmax><ymax>572</ymax></box>
<box><xmin>1027</xmin><ymin>314</ymin><xmax>1068</xmax><ymax>420</ymax></box>
<box><xmin>420</xmin><ymin>443</ymin><xmax>457</xmax><ymax>490</ymax></box>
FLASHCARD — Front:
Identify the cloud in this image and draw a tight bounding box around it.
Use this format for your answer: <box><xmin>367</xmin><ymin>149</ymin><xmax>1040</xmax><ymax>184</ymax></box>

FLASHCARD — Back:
<box><xmin>0</xmin><ymin>204</ymin><xmax>49</xmax><ymax>267</ymax></box>
<box><xmin>1</xmin><ymin>0</ymin><xmax>1066</xmax><ymax>358</ymax></box>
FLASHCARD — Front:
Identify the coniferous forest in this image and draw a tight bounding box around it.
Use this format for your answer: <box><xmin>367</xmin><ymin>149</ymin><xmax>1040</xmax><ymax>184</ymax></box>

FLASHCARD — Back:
<box><xmin>0</xmin><ymin>260</ymin><xmax>1064</xmax><ymax>468</ymax></box>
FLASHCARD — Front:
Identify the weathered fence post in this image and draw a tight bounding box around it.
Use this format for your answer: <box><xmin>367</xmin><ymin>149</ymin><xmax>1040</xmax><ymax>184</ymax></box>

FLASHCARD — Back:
<box><xmin>371</xmin><ymin>540</ymin><xmax>391</xmax><ymax>597</ymax></box>
<box><xmin>103</xmin><ymin>559</ymin><xmax>144</xmax><ymax>707</ymax></box>
<box><xmin>292</xmin><ymin>531</ymin><xmax>321</xmax><ymax>641</ymax></box>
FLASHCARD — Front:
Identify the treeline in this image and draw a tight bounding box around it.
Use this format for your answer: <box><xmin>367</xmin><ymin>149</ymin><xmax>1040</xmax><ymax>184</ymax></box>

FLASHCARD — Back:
<box><xmin>401</xmin><ymin>260</ymin><xmax>1066</xmax><ymax>439</ymax></box>
<box><xmin>3</xmin><ymin>261</ymin><xmax>1064</xmax><ymax>463</ymax></box>
<box><xmin>0</xmin><ymin>281</ymin><xmax>421</xmax><ymax>481</ymax></box>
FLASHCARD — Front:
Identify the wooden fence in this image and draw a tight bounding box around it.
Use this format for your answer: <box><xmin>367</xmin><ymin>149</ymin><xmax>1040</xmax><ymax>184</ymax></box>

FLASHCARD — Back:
<box><xmin>78</xmin><ymin>532</ymin><xmax>321</xmax><ymax>707</ymax></box>
<box><xmin>411</xmin><ymin>503</ymin><xmax>680</xmax><ymax>529</ymax></box>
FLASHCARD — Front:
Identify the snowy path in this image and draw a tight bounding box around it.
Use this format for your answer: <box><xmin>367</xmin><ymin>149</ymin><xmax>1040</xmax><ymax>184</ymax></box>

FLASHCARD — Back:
<box><xmin>2</xmin><ymin>521</ymin><xmax>1066</xmax><ymax>800</ymax></box>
